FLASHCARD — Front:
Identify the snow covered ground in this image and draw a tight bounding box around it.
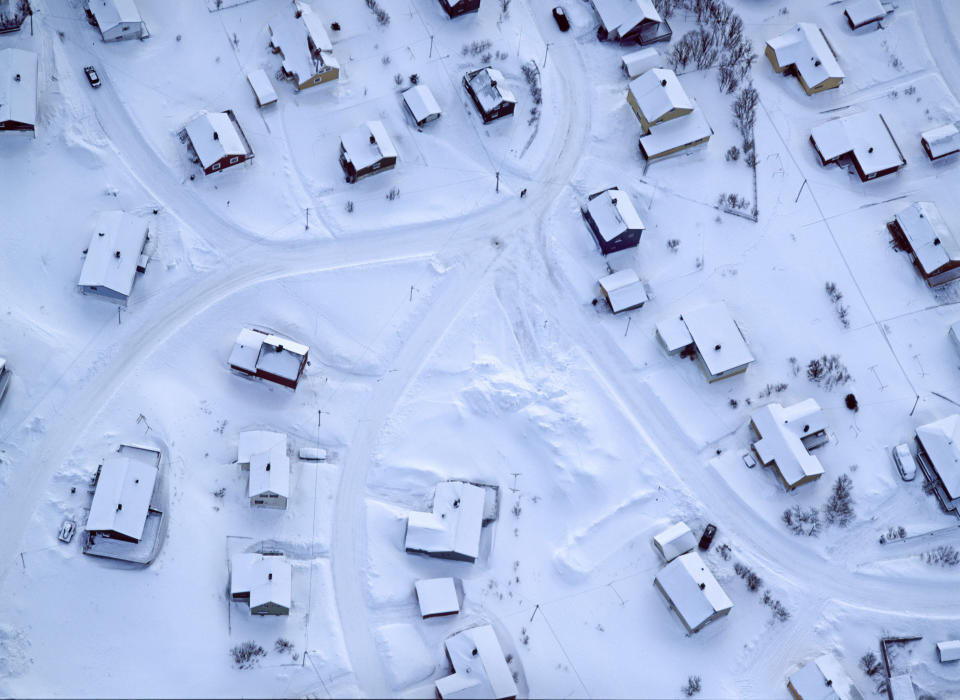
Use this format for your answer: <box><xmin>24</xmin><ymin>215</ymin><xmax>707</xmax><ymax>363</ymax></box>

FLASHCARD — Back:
<box><xmin>1</xmin><ymin>0</ymin><xmax>960</xmax><ymax>697</ymax></box>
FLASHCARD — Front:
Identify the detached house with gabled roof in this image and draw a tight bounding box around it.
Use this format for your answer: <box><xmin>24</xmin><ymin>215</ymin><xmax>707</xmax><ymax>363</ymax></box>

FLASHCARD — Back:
<box><xmin>750</xmin><ymin>399</ymin><xmax>829</xmax><ymax>491</ymax></box>
<box><xmin>915</xmin><ymin>415</ymin><xmax>960</xmax><ymax>514</ymax></box>
<box><xmin>85</xmin><ymin>451</ymin><xmax>160</xmax><ymax>544</ymax></box>
<box><xmin>238</xmin><ymin>430</ymin><xmax>290</xmax><ymax>510</ymax></box>
<box><xmin>86</xmin><ymin>0</ymin><xmax>148</xmax><ymax>41</ymax></box>
<box><xmin>654</xmin><ymin>551</ymin><xmax>732</xmax><ymax>633</ymax></box>
<box><xmin>810</xmin><ymin>111</ymin><xmax>905</xmax><ymax>181</ymax></box>
<box><xmin>230</xmin><ymin>552</ymin><xmax>291</xmax><ymax>616</ymax></box>
<box><xmin>0</xmin><ymin>48</ymin><xmax>37</xmax><ymax>133</ymax></box>
<box><xmin>463</xmin><ymin>67</ymin><xmax>515</xmax><ymax>123</ymax></box>
<box><xmin>582</xmin><ymin>187</ymin><xmax>645</xmax><ymax>255</ymax></box>
<box><xmin>766</xmin><ymin>23</ymin><xmax>844</xmax><ymax>95</ymax></box>
<box><xmin>405</xmin><ymin>481</ymin><xmax>487</xmax><ymax>562</ymax></box>
<box><xmin>888</xmin><ymin>201</ymin><xmax>960</xmax><ymax>287</ymax></box>
<box><xmin>627</xmin><ymin>68</ymin><xmax>692</xmax><ymax>134</ymax></box>
<box><xmin>656</xmin><ymin>302</ymin><xmax>755</xmax><ymax>382</ymax></box>
<box><xmin>402</xmin><ymin>84</ymin><xmax>441</xmax><ymax>127</ymax></box>
<box><xmin>78</xmin><ymin>211</ymin><xmax>149</xmax><ymax>305</ymax></box>
<box><xmin>339</xmin><ymin>120</ymin><xmax>397</xmax><ymax>183</ymax></box>
<box><xmin>436</xmin><ymin>625</ymin><xmax>517</xmax><ymax>700</ymax></box>
<box><xmin>589</xmin><ymin>0</ymin><xmax>671</xmax><ymax>45</ymax></box>
<box><xmin>844</xmin><ymin>0</ymin><xmax>892</xmax><ymax>31</ymax></box>
<box><xmin>439</xmin><ymin>0</ymin><xmax>480</xmax><ymax>18</ymax></box>
<box><xmin>787</xmin><ymin>654</ymin><xmax>864</xmax><ymax>700</ymax></box>
<box><xmin>229</xmin><ymin>328</ymin><xmax>309</xmax><ymax>389</ymax></box>
<box><xmin>269</xmin><ymin>1</ymin><xmax>339</xmax><ymax>91</ymax></box>
<box><xmin>183</xmin><ymin>110</ymin><xmax>254</xmax><ymax>175</ymax></box>
<box><xmin>921</xmin><ymin>122</ymin><xmax>960</xmax><ymax>161</ymax></box>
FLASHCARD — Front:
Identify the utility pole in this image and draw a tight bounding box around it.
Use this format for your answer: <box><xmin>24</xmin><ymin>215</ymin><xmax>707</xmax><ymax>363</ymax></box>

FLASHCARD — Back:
<box><xmin>429</xmin><ymin>35</ymin><xmax>434</xmax><ymax>58</ymax></box>
<box><xmin>495</xmin><ymin>171</ymin><xmax>500</xmax><ymax>192</ymax></box>
<box><xmin>305</xmin><ymin>208</ymin><xmax>310</xmax><ymax>230</ymax></box>
<box><xmin>542</xmin><ymin>42</ymin><xmax>550</xmax><ymax>68</ymax></box>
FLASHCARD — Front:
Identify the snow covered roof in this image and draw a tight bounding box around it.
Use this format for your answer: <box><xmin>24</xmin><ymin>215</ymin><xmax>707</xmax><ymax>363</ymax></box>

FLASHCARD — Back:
<box><xmin>229</xmin><ymin>329</ymin><xmax>309</xmax><ymax>384</ymax></box>
<box><xmin>628</xmin><ymin>68</ymin><xmax>691</xmax><ymax>124</ymax></box>
<box><xmin>0</xmin><ymin>48</ymin><xmax>38</xmax><ymax>128</ymax></box>
<box><xmin>921</xmin><ymin>123</ymin><xmax>960</xmax><ymax>158</ymax></box>
<box><xmin>238</xmin><ymin>430</ymin><xmax>287</xmax><ymax>465</ymax></box>
<box><xmin>415</xmin><ymin>577</ymin><xmax>460</xmax><ymax>618</ymax></box>
<box><xmin>405</xmin><ymin>481</ymin><xmax>485</xmax><ymax>561</ymax></box>
<box><xmin>787</xmin><ymin>654</ymin><xmax>864</xmax><ymax>700</ymax></box>
<box><xmin>598</xmin><ymin>269</ymin><xmax>647</xmax><ymax>312</ymax></box>
<box><xmin>638</xmin><ymin>104</ymin><xmax>712</xmax><ymax>158</ymax></box>
<box><xmin>916</xmin><ymin>415</ymin><xmax>960</xmax><ymax>501</ymax></box>
<box><xmin>88</xmin><ymin>0</ymin><xmax>143</xmax><ymax>32</ymax></box>
<box><xmin>269</xmin><ymin>1</ymin><xmax>338</xmax><ymax>86</ymax></box>
<box><xmin>654</xmin><ymin>551</ymin><xmax>732</xmax><ymax>632</ymax></box>
<box><xmin>340</xmin><ymin>121</ymin><xmax>397</xmax><ymax>172</ymax></box>
<box><xmin>86</xmin><ymin>455</ymin><xmax>158</xmax><ymax>541</ymax></box>
<box><xmin>248</xmin><ymin>445</ymin><xmax>290</xmax><ymax>499</ymax></box>
<box><xmin>247</xmin><ymin>69</ymin><xmax>277</xmax><ymax>107</ymax></box>
<box><xmin>656</xmin><ymin>314</ymin><xmax>693</xmax><ymax>353</ymax></box>
<box><xmin>590</xmin><ymin>0</ymin><xmax>662</xmax><ymax>39</ymax></box>
<box><xmin>230</xmin><ymin>553</ymin><xmax>292</xmax><ymax>612</ymax></box>
<box><xmin>751</xmin><ymin>400</ymin><xmax>827</xmax><ymax>488</ymax></box>
<box><xmin>622</xmin><ymin>47</ymin><xmax>659</xmax><ymax>78</ymax></box>
<box><xmin>887</xmin><ymin>675</ymin><xmax>917</xmax><ymax>700</ymax></box>
<box><xmin>894</xmin><ymin>202</ymin><xmax>960</xmax><ymax>277</ymax></box>
<box><xmin>585</xmin><ymin>188</ymin><xmax>644</xmax><ymax>243</ymax></box>
<box><xmin>465</xmin><ymin>67</ymin><xmax>516</xmax><ymax>115</ymax></box>
<box><xmin>78</xmin><ymin>211</ymin><xmax>148</xmax><ymax>298</ymax></box>
<box><xmin>402</xmin><ymin>84</ymin><xmax>441</xmax><ymax>123</ymax></box>
<box><xmin>681</xmin><ymin>302</ymin><xmax>754</xmax><ymax>376</ymax></box>
<box><xmin>937</xmin><ymin>639</ymin><xmax>960</xmax><ymax>662</ymax></box>
<box><xmin>653</xmin><ymin>522</ymin><xmax>696</xmax><ymax>562</ymax></box>
<box><xmin>436</xmin><ymin>625</ymin><xmax>517</xmax><ymax>700</ymax></box>
<box><xmin>766</xmin><ymin>23</ymin><xmax>844</xmax><ymax>90</ymax></box>
<box><xmin>845</xmin><ymin>0</ymin><xmax>886</xmax><ymax>28</ymax></box>
<box><xmin>810</xmin><ymin>111</ymin><xmax>904</xmax><ymax>177</ymax></box>
<box><xmin>184</xmin><ymin>112</ymin><xmax>248</xmax><ymax>169</ymax></box>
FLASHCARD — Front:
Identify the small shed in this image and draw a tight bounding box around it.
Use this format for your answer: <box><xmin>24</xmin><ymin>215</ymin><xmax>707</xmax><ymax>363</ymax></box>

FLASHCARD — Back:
<box><xmin>86</xmin><ymin>0</ymin><xmax>148</xmax><ymax>42</ymax></box>
<box><xmin>402</xmin><ymin>84</ymin><xmax>441</xmax><ymax>127</ymax></box>
<box><xmin>887</xmin><ymin>675</ymin><xmax>916</xmax><ymax>700</ymax></box>
<box><xmin>247</xmin><ymin>69</ymin><xmax>278</xmax><ymax>108</ymax></box>
<box><xmin>921</xmin><ymin>123</ymin><xmax>960</xmax><ymax>161</ymax></box>
<box><xmin>844</xmin><ymin>0</ymin><xmax>890</xmax><ymax>30</ymax></box>
<box><xmin>414</xmin><ymin>577</ymin><xmax>462</xmax><ymax>619</ymax></box>
<box><xmin>621</xmin><ymin>47</ymin><xmax>659</xmax><ymax>79</ymax></box>
<box><xmin>937</xmin><ymin>639</ymin><xmax>960</xmax><ymax>662</ymax></box>
<box><xmin>653</xmin><ymin>522</ymin><xmax>695</xmax><ymax>562</ymax></box>
<box><xmin>598</xmin><ymin>269</ymin><xmax>647</xmax><ymax>313</ymax></box>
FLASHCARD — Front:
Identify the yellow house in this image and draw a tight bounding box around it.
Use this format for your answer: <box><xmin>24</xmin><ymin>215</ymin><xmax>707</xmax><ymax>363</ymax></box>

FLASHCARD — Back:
<box><xmin>765</xmin><ymin>23</ymin><xmax>844</xmax><ymax>95</ymax></box>
<box><xmin>269</xmin><ymin>1</ymin><xmax>340</xmax><ymax>91</ymax></box>
<box><xmin>626</xmin><ymin>68</ymin><xmax>692</xmax><ymax>135</ymax></box>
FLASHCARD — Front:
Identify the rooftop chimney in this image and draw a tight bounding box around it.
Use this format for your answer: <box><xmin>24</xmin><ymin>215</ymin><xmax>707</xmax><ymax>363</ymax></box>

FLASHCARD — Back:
<box><xmin>814</xmin><ymin>60</ymin><xmax>821</xmax><ymax>67</ymax></box>
<box><xmin>934</xmin><ymin>237</ymin><xmax>942</xmax><ymax>245</ymax></box>
<box><xmin>117</xmin><ymin>503</ymin><xmax>123</xmax><ymax>511</ymax></box>
<box><xmin>369</xmin><ymin>134</ymin><xmax>376</xmax><ymax>144</ymax></box>
<box><xmin>14</xmin><ymin>73</ymin><xmax>20</xmax><ymax>82</ymax></box>
<box><xmin>868</xmin><ymin>147</ymin><xmax>874</xmax><ymax>153</ymax></box>
<box><xmin>275</xmin><ymin>344</ymin><xmax>284</xmax><ymax>352</ymax></box>
<box><xmin>268</xmin><ymin>572</ymin><xmax>273</xmax><ymax>580</ymax></box>
<box><xmin>213</xmin><ymin>131</ymin><xmax>219</xmax><ymax>140</ymax></box>
<box><xmin>699</xmin><ymin>582</ymin><xmax>706</xmax><ymax>590</ymax></box>
<box><xmin>266</xmin><ymin>463</ymin><xmax>271</xmax><ymax>471</ymax></box>
<box><xmin>714</xmin><ymin>344</ymin><xmax>722</xmax><ymax>351</ymax></box>
<box><xmin>98</xmin><ymin>232</ymin><xmax>105</xmax><ymax>237</ymax></box>
<box><xmin>661</xmin><ymin>79</ymin><xmax>667</xmax><ymax>87</ymax></box>
<box><xmin>115</xmin><ymin>250</ymin><xmax>121</xmax><ymax>258</ymax></box>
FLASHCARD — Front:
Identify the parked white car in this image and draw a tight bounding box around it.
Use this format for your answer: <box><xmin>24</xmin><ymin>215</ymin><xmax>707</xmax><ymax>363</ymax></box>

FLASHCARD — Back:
<box><xmin>892</xmin><ymin>443</ymin><xmax>917</xmax><ymax>481</ymax></box>
<box><xmin>0</xmin><ymin>357</ymin><xmax>9</xmax><ymax>404</ymax></box>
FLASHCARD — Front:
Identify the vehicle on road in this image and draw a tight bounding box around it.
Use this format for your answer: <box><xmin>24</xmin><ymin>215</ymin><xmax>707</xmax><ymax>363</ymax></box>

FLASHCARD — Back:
<box><xmin>84</xmin><ymin>65</ymin><xmax>101</xmax><ymax>88</ymax></box>
<box><xmin>552</xmin><ymin>7</ymin><xmax>569</xmax><ymax>31</ymax></box>
<box><xmin>892</xmin><ymin>443</ymin><xmax>917</xmax><ymax>481</ymax></box>
<box><xmin>58</xmin><ymin>520</ymin><xmax>76</xmax><ymax>544</ymax></box>
<box><xmin>698</xmin><ymin>523</ymin><xmax>717</xmax><ymax>550</ymax></box>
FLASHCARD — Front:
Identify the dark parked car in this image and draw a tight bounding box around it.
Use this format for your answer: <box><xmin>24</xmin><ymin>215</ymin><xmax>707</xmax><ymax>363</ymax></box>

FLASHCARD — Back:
<box><xmin>552</xmin><ymin>6</ymin><xmax>569</xmax><ymax>31</ymax></box>
<box><xmin>698</xmin><ymin>524</ymin><xmax>717</xmax><ymax>550</ymax></box>
<box><xmin>84</xmin><ymin>65</ymin><xmax>101</xmax><ymax>88</ymax></box>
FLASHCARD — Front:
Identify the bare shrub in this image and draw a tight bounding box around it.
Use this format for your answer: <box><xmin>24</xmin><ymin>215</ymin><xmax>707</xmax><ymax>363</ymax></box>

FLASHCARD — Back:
<box><xmin>807</xmin><ymin>355</ymin><xmax>851</xmax><ymax>390</ymax></box>
<box><xmin>682</xmin><ymin>676</ymin><xmax>702</xmax><ymax>697</ymax></box>
<box><xmin>783</xmin><ymin>506</ymin><xmax>821</xmax><ymax>537</ymax></box>
<box><xmin>231</xmin><ymin>642</ymin><xmax>266</xmax><ymax>669</ymax></box>
<box><xmin>923</xmin><ymin>545</ymin><xmax>960</xmax><ymax>567</ymax></box>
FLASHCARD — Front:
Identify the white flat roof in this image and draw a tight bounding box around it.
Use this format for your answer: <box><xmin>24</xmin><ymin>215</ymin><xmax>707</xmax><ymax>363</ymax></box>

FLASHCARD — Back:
<box><xmin>655</xmin><ymin>551</ymin><xmax>732</xmax><ymax>631</ymax></box>
<box><xmin>585</xmin><ymin>188</ymin><xmax>644</xmax><ymax>243</ymax></box>
<box><xmin>681</xmin><ymin>302</ymin><xmax>754</xmax><ymax>376</ymax></box>
<box><xmin>916</xmin><ymin>414</ymin><xmax>960</xmax><ymax>501</ymax></box>
<box><xmin>0</xmin><ymin>48</ymin><xmax>38</xmax><ymax>128</ymax></box>
<box><xmin>86</xmin><ymin>455</ymin><xmax>158</xmax><ymax>541</ymax></box>
<box><xmin>78</xmin><ymin>211</ymin><xmax>149</xmax><ymax>298</ymax></box>
<box><xmin>248</xmin><ymin>444</ymin><xmax>290</xmax><ymax>499</ymax></box>
<box><xmin>466</xmin><ymin>67</ymin><xmax>516</xmax><ymax>114</ymax></box>
<box><xmin>922</xmin><ymin>123</ymin><xmax>960</xmax><ymax>158</ymax></box>
<box><xmin>436</xmin><ymin>625</ymin><xmax>517</xmax><ymax>700</ymax></box>
<box><xmin>767</xmin><ymin>23</ymin><xmax>844</xmax><ymax>89</ymax></box>
<box><xmin>405</xmin><ymin>481</ymin><xmax>485</xmax><ymax>560</ymax></box>
<box><xmin>402</xmin><ymin>84</ymin><xmax>441</xmax><ymax>123</ymax></box>
<box><xmin>247</xmin><ymin>69</ymin><xmax>278</xmax><ymax>106</ymax></box>
<box><xmin>629</xmin><ymin>68</ymin><xmax>691</xmax><ymax>124</ymax></box>
<box><xmin>653</xmin><ymin>522</ymin><xmax>696</xmax><ymax>562</ymax></box>
<box><xmin>415</xmin><ymin>577</ymin><xmax>460</xmax><ymax>617</ymax></box>
<box><xmin>184</xmin><ymin>112</ymin><xmax>246</xmax><ymax>169</ymax></box>
<box><xmin>639</xmin><ymin>104</ymin><xmax>712</xmax><ymax>158</ymax></box>
<box><xmin>810</xmin><ymin>111</ymin><xmax>904</xmax><ymax>176</ymax></box>
<box><xmin>845</xmin><ymin>0</ymin><xmax>886</xmax><ymax>27</ymax></box>
<box><xmin>894</xmin><ymin>201</ymin><xmax>960</xmax><ymax>276</ymax></box>
<box><xmin>599</xmin><ymin>269</ymin><xmax>647</xmax><ymax>312</ymax></box>
<box><xmin>340</xmin><ymin>120</ymin><xmax>397</xmax><ymax>172</ymax></box>
<box><xmin>88</xmin><ymin>0</ymin><xmax>143</xmax><ymax>32</ymax></box>
<box><xmin>788</xmin><ymin>655</ymin><xmax>864</xmax><ymax>700</ymax></box>
<box><xmin>751</xmin><ymin>400</ymin><xmax>827</xmax><ymax>487</ymax></box>
<box><xmin>231</xmin><ymin>553</ymin><xmax>292</xmax><ymax>611</ymax></box>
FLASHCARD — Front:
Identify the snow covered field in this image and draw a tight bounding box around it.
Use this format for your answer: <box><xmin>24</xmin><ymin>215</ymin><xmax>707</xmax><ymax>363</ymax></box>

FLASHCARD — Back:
<box><xmin>1</xmin><ymin>0</ymin><xmax>960</xmax><ymax>697</ymax></box>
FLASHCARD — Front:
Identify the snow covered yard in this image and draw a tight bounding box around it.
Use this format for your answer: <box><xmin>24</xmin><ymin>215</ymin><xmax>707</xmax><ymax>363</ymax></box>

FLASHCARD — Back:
<box><xmin>1</xmin><ymin>0</ymin><xmax>960</xmax><ymax>697</ymax></box>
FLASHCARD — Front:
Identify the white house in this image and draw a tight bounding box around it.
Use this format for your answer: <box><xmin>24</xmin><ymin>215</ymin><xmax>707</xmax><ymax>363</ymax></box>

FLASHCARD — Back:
<box><xmin>405</xmin><ymin>481</ymin><xmax>486</xmax><ymax>562</ymax></box>
<box><xmin>85</xmin><ymin>454</ymin><xmax>159</xmax><ymax>543</ymax></box>
<box><xmin>589</xmin><ymin>0</ymin><xmax>671</xmax><ymax>45</ymax></box>
<box><xmin>269</xmin><ymin>1</ymin><xmax>339</xmax><ymax>91</ymax></box>
<box><xmin>598</xmin><ymin>269</ymin><xmax>647</xmax><ymax>313</ymax></box>
<box><xmin>0</xmin><ymin>48</ymin><xmax>37</xmax><ymax>133</ymax></box>
<box><xmin>436</xmin><ymin>625</ymin><xmax>517</xmax><ymax>700</ymax></box>
<box><xmin>582</xmin><ymin>187</ymin><xmax>645</xmax><ymax>255</ymax></box>
<box><xmin>921</xmin><ymin>123</ymin><xmax>960</xmax><ymax>160</ymax></box>
<box><xmin>247</xmin><ymin>444</ymin><xmax>289</xmax><ymax>509</ymax></box>
<box><xmin>656</xmin><ymin>302</ymin><xmax>754</xmax><ymax>382</ymax></box>
<box><xmin>621</xmin><ymin>47</ymin><xmax>660</xmax><ymax>79</ymax></box>
<box><xmin>183</xmin><ymin>110</ymin><xmax>254</xmax><ymax>175</ymax></box>
<box><xmin>810</xmin><ymin>111</ymin><xmax>905</xmax><ymax>181</ymax></box>
<box><xmin>230</xmin><ymin>553</ymin><xmax>291</xmax><ymax>615</ymax></box>
<box><xmin>888</xmin><ymin>201</ymin><xmax>960</xmax><ymax>287</ymax></box>
<box><xmin>339</xmin><ymin>120</ymin><xmax>398</xmax><ymax>183</ymax></box>
<box><xmin>415</xmin><ymin>577</ymin><xmax>462</xmax><ymax>619</ymax></box>
<box><xmin>402</xmin><ymin>84</ymin><xmax>442</xmax><ymax>127</ymax></box>
<box><xmin>844</xmin><ymin>0</ymin><xmax>891</xmax><ymax>30</ymax></box>
<box><xmin>78</xmin><ymin>211</ymin><xmax>149</xmax><ymax>304</ymax></box>
<box><xmin>915</xmin><ymin>415</ymin><xmax>960</xmax><ymax>514</ymax></box>
<box><xmin>463</xmin><ymin>67</ymin><xmax>516</xmax><ymax>123</ymax></box>
<box><xmin>937</xmin><ymin>639</ymin><xmax>960</xmax><ymax>662</ymax></box>
<box><xmin>86</xmin><ymin>0</ymin><xmax>148</xmax><ymax>41</ymax></box>
<box><xmin>247</xmin><ymin>69</ymin><xmax>278</xmax><ymax>108</ymax></box>
<box><xmin>653</xmin><ymin>522</ymin><xmax>696</xmax><ymax>563</ymax></box>
<box><xmin>765</xmin><ymin>23</ymin><xmax>843</xmax><ymax>95</ymax></box>
<box><xmin>654</xmin><ymin>551</ymin><xmax>732</xmax><ymax>633</ymax></box>
<box><xmin>229</xmin><ymin>328</ymin><xmax>309</xmax><ymax>389</ymax></box>
<box><xmin>787</xmin><ymin>654</ymin><xmax>864</xmax><ymax>700</ymax></box>
<box><xmin>750</xmin><ymin>400</ymin><xmax>829</xmax><ymax>491</ymax></box>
